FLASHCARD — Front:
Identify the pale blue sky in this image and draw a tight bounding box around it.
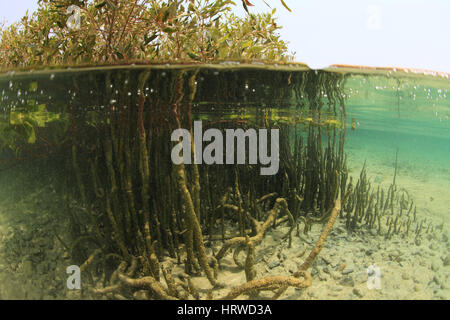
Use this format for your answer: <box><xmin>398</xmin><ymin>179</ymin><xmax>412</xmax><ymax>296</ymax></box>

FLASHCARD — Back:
<box><xmin>1</xmin><ymin>0</ymin><xmax>450</xmax><ymax>72</ymax></box>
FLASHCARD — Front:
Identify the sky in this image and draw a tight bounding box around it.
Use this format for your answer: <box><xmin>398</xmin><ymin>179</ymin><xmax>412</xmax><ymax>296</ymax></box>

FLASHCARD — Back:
<box><xmin>1</xmin><ymin>0</ymin><xmax>450</xmax><ymax>73</ymax></box>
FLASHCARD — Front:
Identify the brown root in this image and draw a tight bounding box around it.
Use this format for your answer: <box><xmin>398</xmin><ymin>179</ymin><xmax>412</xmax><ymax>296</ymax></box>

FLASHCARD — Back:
<box><xmin>215</xmin><ymin>197</ymin><xmax>283</xmax><ymax>262</ymax></box>
<box><xmin>219</xmin><ymin>272</ymin><xmax>312</xmax><ymax>300</ymax></box>
<box><xmin>244</xmin><ymin>237</ymin><xmax>256</xmax><ymax>282</ymax></box>
<box><xmin>271</xmin><ymin>195</ymin><xmax>347</xmax><ymax>300</ymax></box>
<box><xmin>118</xmin><ymin>274</ymin><xmax>178</xmax><ymax>300</ymax></box>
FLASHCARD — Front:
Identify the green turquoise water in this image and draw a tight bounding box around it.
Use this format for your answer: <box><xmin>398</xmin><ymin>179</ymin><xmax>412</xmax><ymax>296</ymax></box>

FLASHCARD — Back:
<box><xmin>343</xmin><ymin>74</ymin><xmax>449</xmax><ymax>229</ymax></box>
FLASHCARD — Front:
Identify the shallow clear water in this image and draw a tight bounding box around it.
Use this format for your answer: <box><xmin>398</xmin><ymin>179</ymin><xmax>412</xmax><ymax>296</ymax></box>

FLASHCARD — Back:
<box><xmin>343</xmin><ymin>74</ymin><xmax>450</xmax><ymax>230</ymax></box>
<box><xmin>0</xmin><ymin>65</ymin><xmax>448</xmax><ymax>300</ymax></box>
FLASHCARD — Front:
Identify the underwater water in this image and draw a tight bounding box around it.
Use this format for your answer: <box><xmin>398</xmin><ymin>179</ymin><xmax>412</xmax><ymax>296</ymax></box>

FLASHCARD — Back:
<box><xmin>0</xmin><ymin>64</ymin><xmax>448</xmax><ymax>300</ymax></box>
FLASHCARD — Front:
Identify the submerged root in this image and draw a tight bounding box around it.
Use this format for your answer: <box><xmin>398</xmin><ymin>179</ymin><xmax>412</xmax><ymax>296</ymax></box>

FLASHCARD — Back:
<box><xmin>219</xmin><ymin>272</ymin><xmax>312</xmax><ymax>300</ymax></box>
<box><xmin>244</xmin><ymin>237</ymin><xmax>256</xmax><ymax>282</ymax></box>
<box><xmin>118</xmin><ymin>274</ymin><xmax>178</xmax><ymax>300</ymax></box>
<box><xmin>220</xmin><ymin>198</ymin><xmax>340</xmax><ymax>300</ymax></box>
<box><xmin>80</xmin><ymin>248</ymin><xmax>102</xmax><ymax>272</ymax></box>
<box><xmin>94</xmin><ymin>272</ymin><xmax>177</xmax><ymax>300</ymax></box>
<box><xmin>174</xmin><ymin>163</ymin><xmax>216</xmax><ymax>285</ymax></box>
<box><xmin>271</xmin><ymin>187</ymin><xmax>352</xmax><ymax>300</ymax></box>
<box><xmin>215</xmin><ymin>197</ymin><xmax>285</xmax><ymax>263</ymax></box>
<box><xmin>74</xmin><ymin>187</ymin><xmax>350</xmax><ymax>301</ymax></box>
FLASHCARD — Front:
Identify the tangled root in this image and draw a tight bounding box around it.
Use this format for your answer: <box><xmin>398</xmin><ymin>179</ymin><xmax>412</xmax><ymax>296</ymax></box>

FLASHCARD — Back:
<box><xmin>219</xmin><ymin>272</ymin><xmax>312</xmax><ymax>300</ymax></box>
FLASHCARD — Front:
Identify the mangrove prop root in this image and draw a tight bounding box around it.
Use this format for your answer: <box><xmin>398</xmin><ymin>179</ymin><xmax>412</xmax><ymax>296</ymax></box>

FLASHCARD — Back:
<box><xmin>215</xmin><ymin>197</ymin><xmax>283</xmax><ymax>262</ymax></box>
<box><xmin>162</xmin><ymin>266</ymin><xmax>181</xmax><ymax>299</ymax></box>
<box><xmin>278</xmin><ymin>200</ymin><xmax>295</xmax><ymax>248</ymax></box>
<box><xmin>174</xmin><ymin>163</ymin><xmax>216</xmax><ymax>285</ymax></box>
<box><xmin>257</xmin><ymin>193</ymin><xmax>278</xmax><ymax>204</ymax></box>
<box><xmin>126</xmin><ymin>256</ymin><xmax>139</xmax><ymax>278</ymax></box>
<box><xmin>93</xmin><ymin>284</ymin><xmax>121</xmax><ymax>295</ymax></box>
<box><xmin>190</xmin><ymin>133</ymin><xmax>201</xmax><ymax>219</ymax></box>
<box><xmin>103</xmin><ymin>138</ymin><xmax>130</xmax><ymax>261</ymax></box>
<box><xmin>138</xmin><ymin>93</ymin><xmax>158</xmax><ymax>278</ymax></box>
<box><xmin>70</xmin><ymin>235</ymin><xmax>99</xmax><ymax>259</ymax></box>
<box><xmin>188</xmin><ymin>70</ymin><xmax>202</xmax><ymax>219</ymax></box>
<box><xmin>233</xmin><ymin>245</ymin><xmax>245</xmax><ymax>268</ymax></box>
<box><xmin>171</xmin><ymin>72</ymin><xmax>216</xmax><ymax>286</ymax></box>
<box><xmin>272</xmin><ymin>197</ymin><xmax>345</xmax><ymax>300</ymax></box>
<box><xmin>219</xmin><ymin>272</ymin><xmax>312</xmax><ymax>300</ymax></box>
<box><xmin>223</xmin><ymin>204</ymin><xmax>258</xmax><ymax>234</ymax></box>
<box><xmin>182</xmin><ymin>222</ymin><xmax>201</xmax><ymax>274</ymax></box>
<box><xmin>71</xmin><ymin>145</ymin><xmax>103</xmax><ymax>242</ymax></box>
<box><xmin>207</xmin><ymin>230</ymin><xmax>253</xmax><ymax>242</ymax></box>
<box><xmin>149</xmin><ymin>250</ymin><xmax>161</xmax><ymax>282</ymax></box>
<box><xmin>208</xmin><ymin>256</ymin><xmax>220</xmax><ymax>279</ymax></box>
<box><xmin>118</xmin><ymin>274</ymin><xmax>178</xmax><ymax>300</ymax></box>
<box><xmin>105</xmin><ymin>192</ymin><xmax>130</xmax><ymax>260</ymax></box>
<box><xmin>93</xmin><ymin>260</ymin><xmax>128</xmax><ymax>295</ymax></box>
<box><xmin>110</xmin><ymin>261</ymin><xmax>128</xmax><ymax>284</ymax></box>
<box><xmin>177</xmin><ymin>273</ymin><xmax>194</xmax><ymax>299</ymax></box>
<box><xmin>299</xmin><ymin>199</ymin><xmax>341</xmax><ymax>272</ymax></box>
<box><xmin>244</xmin><ymin>237</ymin><xmax>256</xmax><ymax>282</ymax></box>
<box><xmin>80</xmin><ymin>248</ymin><xmax>102</xmax><ymax>272</ymax></box>
<box><xmin>135</xmin><ymin>70</ymin><xmax>160</xmax><ymax>279</ymax></box>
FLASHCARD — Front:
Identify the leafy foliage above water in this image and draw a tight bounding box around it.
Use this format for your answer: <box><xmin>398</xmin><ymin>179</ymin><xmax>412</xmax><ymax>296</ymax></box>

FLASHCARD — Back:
<box><xmin>0</xmin><ymin>0</ymin><xmax>294</xmax><ymax>71</ymax></box>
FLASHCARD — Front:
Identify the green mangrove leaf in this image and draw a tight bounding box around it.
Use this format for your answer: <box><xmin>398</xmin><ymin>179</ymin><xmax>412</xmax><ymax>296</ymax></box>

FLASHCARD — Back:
<box><xmin>36</xmin><ymin>104</ymin><xmax>46</xmax><ymax>112</ymax></box>
<box><xmin>95</xmin><ymin>1</ymin><xmax>107</xmax><ymax>9</ymax></box>
<box><xmin>22</xmin><ymin>120</ymin><xmax>36</xmax><ymax>144</ymax></box>
<box><xmin>144</xmin><ymin>33</ymin><xmax>158</xmax><ymax>45</ymax></box>
<box><xmin>115</xmin><ymin>50</ymin><xmax>124</xmax><ymax>60</ymax></box>
<box><xmin>187</xmin><ymin>52</ymin><xmax>200</xmax><ymax>60</ymax></box>
<box><xmin>280</xmin><ymin>0</ymin><xmax>292</xmax><ymax>12</ymax></box>
<box><xmin>10</xmin><ymin>104</ymin><xmax>60</xmax><ymax>128</ymax></box>
<box><xmin>27</xmin><ymin>127</ymin><xmax>36</xmax><ymax>144</ymax></box>
<box><xmin>218</xmin><ymin>34</ymin><xmax>229</xmax><ymax>44</ymax></box>
<box><xmin>10</xmin><ymin>112</ymin><xmax>25</xmax><ymax>125</ymax></box>
<box><xmin>241</xmin><ymin>40</ymin><xmax>252</xmax><ymax>49</ymax></box>
<box><xmin>163</xmin><ymin>27</ymin><xmax>177</xmax><ymax>34</ymax></box>
<box><xmin>249</xmin><ymin>45</ymin><xmax>263</xmax><ymax>54</ymax></box>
